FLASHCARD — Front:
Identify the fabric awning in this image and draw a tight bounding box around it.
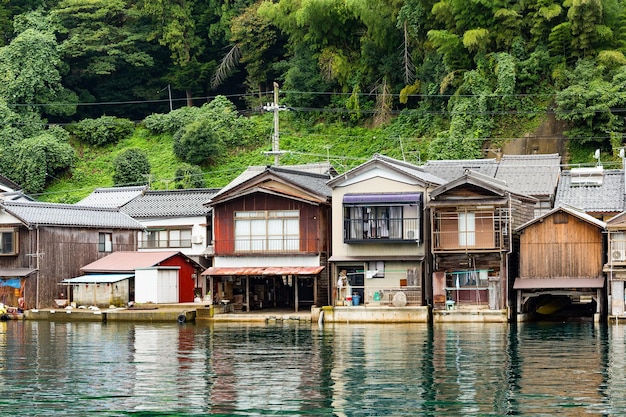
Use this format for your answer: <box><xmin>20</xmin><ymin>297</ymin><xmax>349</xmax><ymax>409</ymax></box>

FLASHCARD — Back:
<box><xmin>513</xmin><ymin>277</ymin><xmax>605</xmax><ymax>289</ymax></box>
<box><xmin>0</xmin><ymin>268</ymin><xmax>36</xmax><ymax>278</ymax></box>
<box><xmin>343</xmin><ymin>192</ymin><xmax>422</xmax><ymax>204</ymax></box>
<box><xmin>62</xmin><ymin>273</ymin><xmax>134</xmax><ymax>284</ymax></box>
<box><xmin>202</xmin><ymin>266</ymin><xmax>324</xmax><ymax>276</ymax></box>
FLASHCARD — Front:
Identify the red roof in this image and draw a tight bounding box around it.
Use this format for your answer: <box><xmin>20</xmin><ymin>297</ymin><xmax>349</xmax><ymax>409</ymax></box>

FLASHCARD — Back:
<box><xmin>81</xmin><ymin>251</ymin><xmax>182</xmax><ymax>273</ymax></box>
<box><xmin>202</xmin><ymin>266</ymin><xmax>324</xmax><ymax>276</ymax></box>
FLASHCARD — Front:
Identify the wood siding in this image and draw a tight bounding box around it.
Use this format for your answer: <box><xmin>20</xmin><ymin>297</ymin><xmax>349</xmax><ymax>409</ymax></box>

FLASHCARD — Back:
<box><xmin>213</xmin><ymin>194</ymin><xmax>330</xmax><ymax>255</ymax></box>
<box><xmin>0</xmin><ymin>226</ymin><xmax>137</xmax><ymax>309</ymax></box>
<box><xmin>519</xmin><ymin>213</ymin><xmax>604</xmax><ymax>279</ymax></box>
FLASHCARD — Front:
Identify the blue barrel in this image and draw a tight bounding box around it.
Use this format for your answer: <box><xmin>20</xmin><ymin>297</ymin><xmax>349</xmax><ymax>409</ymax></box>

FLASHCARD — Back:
<box><xmin>352</xmin><ymin>294</ymin><xmax>361</xmax><ymax>306</ymax></box>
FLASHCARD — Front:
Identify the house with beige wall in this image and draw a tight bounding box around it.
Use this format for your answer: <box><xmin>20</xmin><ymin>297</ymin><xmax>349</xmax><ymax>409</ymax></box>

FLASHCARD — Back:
<box><xmin>327</xmin><ymin>154</ymin><xmax>444</xmax><ymax>309</ymax></box>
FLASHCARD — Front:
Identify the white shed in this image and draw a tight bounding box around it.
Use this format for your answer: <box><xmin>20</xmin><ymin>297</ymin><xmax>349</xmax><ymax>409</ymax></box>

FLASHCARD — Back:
<box><xmin>134</xmin><ymin>266</ymin><xmax>180</xmax><ymax>304</ymax></box>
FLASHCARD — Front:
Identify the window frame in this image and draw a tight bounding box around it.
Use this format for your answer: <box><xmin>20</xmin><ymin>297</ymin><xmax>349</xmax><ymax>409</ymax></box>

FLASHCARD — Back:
<box><xmin>0</xmin><ymin>228</ymin><xmax>18</xmax><ymax>256</ymax></box>
<box><xmin>98</xmin><ymin>232</ymin><xmax>113</xmax><ymax>253</ymax></box>
<box><xmin>234</xmin><ymin>210</ymin><xmax>300</xmax><ymax>252</ymax></box>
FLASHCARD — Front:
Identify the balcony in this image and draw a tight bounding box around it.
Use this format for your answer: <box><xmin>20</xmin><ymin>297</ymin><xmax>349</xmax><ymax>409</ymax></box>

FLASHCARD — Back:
<box><xmin>432</xmin><ymin>211</ymin><xmax>509</xmax><ymax>252</ymax></box>
<box><xmin>139</xmin><ymin>239</ymin><xmax>192</xmax><ymax>249</ymax></box>
<box><xmin>343</xmin><ymin>217</ymin><xmax>420</xmax><ymax>243</ymax></box>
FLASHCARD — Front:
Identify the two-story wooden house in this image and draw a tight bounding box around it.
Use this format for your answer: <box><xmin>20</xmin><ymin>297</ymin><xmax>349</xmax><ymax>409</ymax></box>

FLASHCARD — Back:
<box><xmin>202</xmin><ymin>164</ymin><xmax>333</xmax><ymax>312</ymax></box>
<box><xmin>514</xmin><ymin>206</ymin><xmax>606</xmax><ymax>322</ymax></box>
<box><xmin>428</xmin><ymin>170</ymin><xmax>536</xmax><ymax>319</ymax></box>
<box><xmin>0</xmin><ymin>200</ymin><xmax>143</xmax><ymax>309</ymax></box>
<box><xmin>327</xmin><ymin>154</ymin><xmax>444</xmax><ymax>309</ymax></box>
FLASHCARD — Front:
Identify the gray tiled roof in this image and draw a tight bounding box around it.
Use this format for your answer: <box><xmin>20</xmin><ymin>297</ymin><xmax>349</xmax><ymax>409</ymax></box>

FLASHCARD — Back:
<box><xmin>555</xmin><ymin>169</ymin><xmax>625</xmax><ymax>213</ymax></box>
<box><xmin>422</xmin><ymin>159</ymin><xmax>499</xmax><ymax>182</ymax></box>
<box><xmin>120</xmin><ymin>188</ymin><xmax>220</xmax><ymax>218</ymax></box>
<box><xmin>76</xmin><ymin>186</ymin><xmax>147</xmax><ymax>208</ymax></box>
<box><xmin>495</xmin><ymin>154</ymin><xmax>561</xmax><ymax>197</ymax></box>
<box><xmin>2</xmin><ymin>201</ymin><xmax>144</xmax><ymax>229</ymax></box>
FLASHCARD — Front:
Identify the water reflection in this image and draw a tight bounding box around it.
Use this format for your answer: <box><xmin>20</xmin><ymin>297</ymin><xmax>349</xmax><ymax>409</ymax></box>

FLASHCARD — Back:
<box><xmin>3</xmin><ymin>321</ymin><xmax>626</xmax><ymax>415</ymax></box>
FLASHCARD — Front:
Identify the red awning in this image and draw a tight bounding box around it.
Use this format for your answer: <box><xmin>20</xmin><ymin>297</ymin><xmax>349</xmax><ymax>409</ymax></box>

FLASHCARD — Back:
<box><xmin>202</xmin><ymin>266</ymin><xmax>325</xmax><ymax>276</ymax></box>
<box><xmin>513</xmin><ymin>277</ymin><xmax>605</xmax><ymax>289</ymax></box>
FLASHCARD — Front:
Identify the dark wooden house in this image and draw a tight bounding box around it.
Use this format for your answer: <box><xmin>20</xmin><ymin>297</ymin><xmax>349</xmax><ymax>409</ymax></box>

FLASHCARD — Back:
<box><xmin>202</xmin><ymin>164</ymin><xmax>333</xmax><ymax>312</ymax></box>
<box><xmin>0</xmin><ymin>201</ymin><xmax>143</xmax><ymax>309</ymax></box>
<box><xmin>428</xmin><ymin>170</ymin><xmax>536</xmax><ymax>314</ymax></box>
<box><xmin>514</xmin><ymin>206</ymin><xmax>606</xmax><ymax>321</ymax></box>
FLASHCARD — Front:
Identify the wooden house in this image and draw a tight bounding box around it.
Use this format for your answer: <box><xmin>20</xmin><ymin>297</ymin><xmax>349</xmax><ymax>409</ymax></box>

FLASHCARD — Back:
<box><xmin>202</xmin><ymin>164</ymin><xmax>333</xmax><ymax>312</ymax></box>
<box><xmin>64</xmin><ymin>251</ymin><xmax>204</xmax><ymax>306</ymax></box>
<box><xmin>327</xmin><ymin>154</ymin><xmax>444</xmax><ymax>308</ymax></box>
<box><xmin>428</xmin><ymin>170</ymin><xmax>536</xmax><ymax>314</ymax></box>
<box><xmin>604</xmin><ymin>212</ymin><xmax>626</xmax><ymax>317</ymax></box>
<box><xmin>514</xmin><ymin>206</ymin><xmax>606</xmax><ymax>321</ymax></box>
<box><xmin>0</xmin><ymin>201</ymin><xmax>143</xmax><ymax>309</ymax></box>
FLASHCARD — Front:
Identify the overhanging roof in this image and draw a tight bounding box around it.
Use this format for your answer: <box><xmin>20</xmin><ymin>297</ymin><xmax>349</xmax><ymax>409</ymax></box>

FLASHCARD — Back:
<box><xmin>62</xmin><ymin>274</ymin><xmax>134</xmax><ymax>284</ymax></box>
<box><xmin>329</xmin><ymin>255</ymin><xmax>424</xmax><ymax>262</ymax></box>
<box><xmin>0</xmin><ymin>268</ymin><xmax>36</xmax><ymax>278</ymax></box>
<box><xmin>513</xmin><ymin>277</ymin><xmax>605</xmax><ymax>289</ymax></box>
<box><xmin>202</xmin><ymin>266</ymin><xmax>324</xmax><ymax>276</ymax></box>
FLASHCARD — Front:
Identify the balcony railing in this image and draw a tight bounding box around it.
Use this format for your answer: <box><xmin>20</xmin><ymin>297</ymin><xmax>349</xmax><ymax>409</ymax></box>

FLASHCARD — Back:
<box><xmin>336</xmin><ymin>286</ymin><xmax>422</xmax><ymax>306</ymax></box>
<box><xmin>214</xmin><ymin>238</ymin><xmax>320</xmax><ymax>255</ymax></box>
<box><xmin>344</xmin><ymin>217</ymin><xmax>420</xmax><ymax>243</ymax></box>
<box><xmin>139</xmin><ymin>239</ymin><xmax>192</xmax><ymax>249</ymax></box>
<box><xmin>432</xmin><ymin>211</ymin><xmax>509</xmax><ymax>251</ymax></box>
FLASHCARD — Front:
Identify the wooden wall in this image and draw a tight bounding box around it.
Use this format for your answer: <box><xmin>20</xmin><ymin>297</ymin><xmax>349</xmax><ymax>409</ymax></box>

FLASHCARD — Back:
<box><xmin>518</xmin><ymin>212</ymin><xmax>604</xmax><ymax>279</ymax></box>
<box><xmin>213</xmin><ymin>193</ymin><xmax>330</xmax><ymax>255</ymax></box>
<box><xmin>8</xmin><ymin>226</ymin><xmax>137</xmax><ymax>309</ymax></box>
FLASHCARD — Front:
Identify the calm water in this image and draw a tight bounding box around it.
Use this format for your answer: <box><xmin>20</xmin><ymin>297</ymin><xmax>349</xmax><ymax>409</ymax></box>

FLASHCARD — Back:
<box><xmin>1</xmin><ymin>320</ymin><xmax>626</xmax><ymax>416</ymax></box>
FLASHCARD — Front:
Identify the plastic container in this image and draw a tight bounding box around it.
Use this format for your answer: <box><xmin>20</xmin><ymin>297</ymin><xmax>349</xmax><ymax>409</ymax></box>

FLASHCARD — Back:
<box><xmin>352</xmin><ymin>294</ymin><xmax>361</xmax><ymax>306</ymax></box>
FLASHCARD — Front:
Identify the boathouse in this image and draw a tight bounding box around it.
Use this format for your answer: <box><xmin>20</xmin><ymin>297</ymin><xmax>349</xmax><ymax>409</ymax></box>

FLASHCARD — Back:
<box><xmin>514</xmin><ymin>205</ymin><xmax>606</xmax><ymax>322</ymax></box>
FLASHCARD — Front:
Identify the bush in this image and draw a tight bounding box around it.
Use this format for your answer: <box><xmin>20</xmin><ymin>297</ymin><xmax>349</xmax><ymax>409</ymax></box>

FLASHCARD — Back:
<box><xmin>112</xmin><ymin>148</ymin><xmax>151</xmax><ymax>186</ymax></box>
<box><xmin>174</xmin><ymin>164</ymin><xmax>206</xmax><ymax>189</ymax></box>
<box><xmin>173</xmin><ymin>118</ymin><xmax>224</xmax><ymax>165</ymax></box>
<box><xmin>143</xmin><ymin>106</ymin><xmax>205</xmax><ymax>134</ymax></box>
<box><xmin>70</xmin><ymin>116</ymin><xmax>135</xmax><ymax>146</ymax></box>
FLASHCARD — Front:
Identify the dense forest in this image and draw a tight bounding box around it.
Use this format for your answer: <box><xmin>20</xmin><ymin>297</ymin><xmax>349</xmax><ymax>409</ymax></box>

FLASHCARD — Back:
<box><xmin>1</xmin><ymin>0</ymin><xmax>626</xmax><ymax>199</ymax></box>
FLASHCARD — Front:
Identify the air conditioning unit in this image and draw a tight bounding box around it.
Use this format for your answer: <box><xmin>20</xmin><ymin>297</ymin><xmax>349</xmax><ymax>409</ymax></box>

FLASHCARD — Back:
<box><xmin>612</xmin><ymin>249</ymin><xmax>626</xmax><ymax>261</ymax></box>
<box><xmin>404</xmin><ymin>229</ymin><xmax>418</xmax><ymax>241</ymax></box>
<box><xmin>191</xmin><ymin>235</ymin><xmax>204</xmax><ymax>244</ymax></box>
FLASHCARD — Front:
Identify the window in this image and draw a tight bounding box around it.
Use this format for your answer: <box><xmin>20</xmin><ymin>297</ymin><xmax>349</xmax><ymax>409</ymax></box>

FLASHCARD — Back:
<box><xmin>458</xmin><ymin>212</ymin><xmax>476</xmax><ymax>246</ymax></box>
<box><xmin>139</xmin><ymin>229</ymin><xmax>192</xmax><ymax>249</ymax></box>
<box><xmin>0</xmin><ymin>228</ymin><xmax>17</xmax><ymax>255</ymax></box>
<box><xmin>98</xmin><ymin>232</ymin><xmax>112</xmax><ymax>252</ymax></box>
<box><xmin>234</xmin><ymin>210</ymin><xmax>299</xmax><ymax>252</ymax></box>
<box><xmin>344</xmin><ymin>205</ymin><xmax>419</xmax><ymax>242</ymax></box>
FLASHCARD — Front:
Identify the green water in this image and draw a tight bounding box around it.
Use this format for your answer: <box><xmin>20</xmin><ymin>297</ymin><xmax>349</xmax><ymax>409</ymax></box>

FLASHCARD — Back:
<box><xmin>0</xmin><ymin>320</ymin><xmax>622</xmax><ymax>416</ymax></box>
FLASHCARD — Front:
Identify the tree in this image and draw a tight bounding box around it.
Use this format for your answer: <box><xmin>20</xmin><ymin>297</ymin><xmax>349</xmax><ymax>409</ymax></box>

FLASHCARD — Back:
<box><xmin>173</xmin><ymin>118</ymin><xmax>223</xmax><ymax>165</ymax></box>
<box><xmin>112</xmin><ymin>148</ymin><xmax>151</xmax><ymax>186</ymax></box>
<box><xmin>0</xmin><ymin>133</ymin><xmax>76</xmax><ymax>194</ymax></box>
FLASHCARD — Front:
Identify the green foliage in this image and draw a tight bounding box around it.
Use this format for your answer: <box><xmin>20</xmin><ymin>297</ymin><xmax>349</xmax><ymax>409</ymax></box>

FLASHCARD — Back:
<box><xmin>174</xmin><ymin>163</ymin><xmax>205</xmax><ymax>189</ymax></box>
<box><xmin>70</xmin><ymin>116</ymin><xmax>135</xmax><ymax>146</ymax></box>
<box><xmin>112</xmin><ymin>148</ymin><xmax>151</xmax><ymax>186</ymax></box>
<box><xmin>143</xmin><ymin>106</ymin><xmax>206</xmax><ymax>134</ymax></box>
<box><xmin>1</xmin><ymin>133</ymin><xmax>76</xmax><ymax>194</ymax></box>
<box><xmin>173</xmin><ymin>118</ymin><xmax>224</xmax><ymax>165</ymax></box>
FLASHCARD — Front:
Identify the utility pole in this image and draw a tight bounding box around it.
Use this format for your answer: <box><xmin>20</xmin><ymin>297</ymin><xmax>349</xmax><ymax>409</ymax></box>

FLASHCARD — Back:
<box><xmin>263</xmin><ymin>82</ymin><xmax>287</xmax><ymax>166</ymax></box>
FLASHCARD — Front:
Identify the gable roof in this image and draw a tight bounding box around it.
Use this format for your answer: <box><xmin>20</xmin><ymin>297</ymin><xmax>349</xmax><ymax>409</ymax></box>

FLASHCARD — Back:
<box><xmin>80</xmin><ymin>250</ymin><xmax>200</xmax><ymax>273</ymax></box>
<box><xmin>495</xmin><ymin>154</ymin><xmax>561</xmax><ymax>197</ymax></box>
<box><xmin>554</xmin><ymin>168</ymin><xmax>624</xmax><ymax>214</ymax></box>
<box><xmin>422</xmin><ymin>158</ymin><xmax>499</xmax><ymax>182</ymax></box>
<box><xmin>327</xmin><ymin>154</ymin><xmax>445</xmax><ymax>188</ymax></box>
<box><xmin>429</xmin><ymin>169</ymin><xmax>536</xmax><ymax>202</ymax></box>
<box><xmin>516</xmin><ymin>204</ymin><xmax>606</xmax><ymax>232</ymax></box>
<box><xmin>208</xmin><ymin>165</ymin><xmax>332</xmax><ymax>206</ymax></box>
<box><xmin>1</xmin><ymin>201</ymin><xmax>144</xmax><ymax>229</ymax></box>
<box><xmin>76</xmin><ymin>186</ymin><xmax>147</xmax><ymax>208</ymax></box>
<box><xmin>120</xmin><ymin>188</ymin><xmax>220</xmax><ymax>218</ymax></box>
